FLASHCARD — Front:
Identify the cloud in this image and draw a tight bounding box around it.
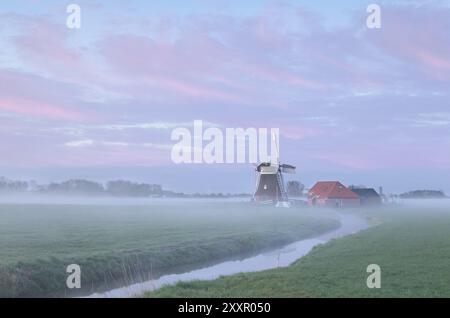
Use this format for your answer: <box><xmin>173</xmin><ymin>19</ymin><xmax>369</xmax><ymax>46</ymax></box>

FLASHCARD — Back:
<box><xmin>366</xmin><ymin>5</ymin><xmax>450</xmax><ymax>84</ymax></box>
<box><xmin>65</xmin><ymin>139</ymin><xmax>94</xmax><ymax>147</ymax></box>
<box><xmin>1</xmin><ymin>2</ymin><xmax>450</xmax><ymax>173</ymax></box>
<box><xmin>91</xmin><ymin>121</ymin><xmax>220</xmax><ymax>131</ymax></box>
<box><xmin>64</xmin><ymin>138</ymin><xmax>172</xmax><ymax>150</ymax></box>
<box><xmin>411</xmin><ymin>112</ymin><xmax>450</xmax><ymax>127</ymax></box>
<box><xmin>0</xmin><ymin>69</ymin><xmax>96</xmax><ymax>121</ymax></box>
<box><xmin>0</xmin><ymin>96</ymin><xmax>85</xmax><ymax>121</ymax></box>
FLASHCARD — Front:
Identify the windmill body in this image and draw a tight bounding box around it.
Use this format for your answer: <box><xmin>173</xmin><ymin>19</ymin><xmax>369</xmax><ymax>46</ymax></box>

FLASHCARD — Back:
<box><xmin>253</xmin><ymin>163</ymin><xmax>296</xmax><ymax>204</ymax></box>
<box><xmin>253</xmin><ymin>133</ymin><xmax>296</xmax><ymax>205</ymax></box>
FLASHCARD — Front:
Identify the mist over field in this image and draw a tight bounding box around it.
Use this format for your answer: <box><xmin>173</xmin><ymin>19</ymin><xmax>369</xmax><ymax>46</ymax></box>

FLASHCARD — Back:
<box><xmin>0</xmin><ymin>194</ymin><xmax>247</xmax><ymax>205</ymax></box>
<box><xmin>0</xmin><ymin>194</ymin><xmax>449</xmax><ymax>297</ymax></box>
<box><xmin>0</xmin><ymin>199</ymin><xmax>342</xmax><ymax>297</ymax></box>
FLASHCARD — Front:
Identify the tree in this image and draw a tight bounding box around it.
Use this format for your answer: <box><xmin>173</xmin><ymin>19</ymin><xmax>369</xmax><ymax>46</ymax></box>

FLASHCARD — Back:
<box><xmin>106</xmin><ymin>180</ymin><xmax>162</xmax><ymax>197</ymax></box>
<box><xmin>0</xmin><ymin>177</ymin><xmax>28</xmax><ymax>192</ymax></box>
<box><xmin>400</xmin><ymin>190</ymin><xmax>446</xmax><ymax>199</ymax></box>
<box><xmin>46</xmin><ymin>179</ymin><xmax>105</xmax><ymax>195</ymax></box>
<box><xmin>287</xmin><ymin>181</ymin><xmax>304</xmax><ymax>197</ymax></box>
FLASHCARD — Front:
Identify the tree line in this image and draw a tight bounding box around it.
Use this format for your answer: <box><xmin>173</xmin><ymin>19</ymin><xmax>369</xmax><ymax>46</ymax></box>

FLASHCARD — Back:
<box><xmin>0</xmin><ymin>177</ymin><xmax>163</xmax><ymax>197</ymax></box>
<box><xmin>399</xmin><ymin>190</ymin><xmax>446</xmax><ymax>199</ymax></box>
<box><xmin>0</xmin><ymin>177</ymin><xmax>251</xmax><ymax>198</ymax></box>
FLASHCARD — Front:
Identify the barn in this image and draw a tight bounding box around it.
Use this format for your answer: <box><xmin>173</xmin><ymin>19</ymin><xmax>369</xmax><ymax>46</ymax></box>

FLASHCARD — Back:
<box><xmin>349</xmin><ymin>187</ymin><xmax>382</xmax><ymax>206</ymax></box>
<box><xmin>308</xmin><ymin>181</ymin><xmax>360</xmax><ymax>208</ymax></box>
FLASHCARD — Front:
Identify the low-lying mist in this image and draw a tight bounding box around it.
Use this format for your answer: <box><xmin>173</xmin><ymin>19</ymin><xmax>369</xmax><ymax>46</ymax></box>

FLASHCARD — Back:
<box><xmin>0</xmin><ymin>193</ymin><xmax>249</xmax><ymax>206</ymax></box>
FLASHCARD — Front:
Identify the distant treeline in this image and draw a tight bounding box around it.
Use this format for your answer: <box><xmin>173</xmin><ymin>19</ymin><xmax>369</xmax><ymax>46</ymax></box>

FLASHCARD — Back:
<box><xmin>0</xmin><ymin>177</ymin><xmax>28</xmax><ymax>192</ymax></box>
<box><xmin>399</xmin><ymin>190</ymin><xmax>447</xmax><ymax>199</ymax></box>
<box><xmin>0</xmin><ymin>177</ymin><xmax>250</xmax><ymax>198</ymax></box>
<box><xmin>0</xmin><ymin>177</ymin><xmax>163</xmax><ymax>197</ymax></box>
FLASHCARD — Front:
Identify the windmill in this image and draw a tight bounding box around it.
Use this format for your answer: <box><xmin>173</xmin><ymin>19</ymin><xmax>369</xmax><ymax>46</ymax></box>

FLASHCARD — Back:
<box><xmin>253</xmin><ymin>133</ymin><xmax>296</xmax><ymax>206</ymax></box>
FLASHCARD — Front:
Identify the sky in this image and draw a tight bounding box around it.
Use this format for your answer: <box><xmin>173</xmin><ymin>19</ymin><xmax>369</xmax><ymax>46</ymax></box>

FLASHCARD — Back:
<box><xmin>1</xmin><ymin>0</ymin><xmax>450</xmax><ymax>194</ymax></box>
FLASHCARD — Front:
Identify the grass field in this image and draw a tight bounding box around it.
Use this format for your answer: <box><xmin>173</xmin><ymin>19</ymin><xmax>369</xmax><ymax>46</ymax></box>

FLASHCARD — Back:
<box><xmin>0</xmin><ymin>200</ymin><xmax>339</xmax><ymax>297</ymax></box>
<box><xmin>146</xmin><ymin>201</ymin><xmax>450</xmax><ymax>298</ymax></box>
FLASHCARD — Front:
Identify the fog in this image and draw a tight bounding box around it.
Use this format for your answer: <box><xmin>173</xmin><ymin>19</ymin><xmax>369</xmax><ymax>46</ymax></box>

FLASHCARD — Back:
<box><xmin>3</xmin><ymin>164</ymin><xmax>450</xmax><ymax>195</ymax></box>
<box><xmin>400</xmin><ymin>198</ymin><xmax>450</xmax><ymax>209</ymax></box>
<box><xmin>1</xmin><ymin>192</ymin><xmax>450</xmax><ymax>209</ymax></box>
<box><xmin>2</xmin><ymin>194</ymin><xmax>450</xmax><ymax>298</ymax></box>
<box><xmin>0</xmin><ymin>194</ymin><xmax>249</xmax><ymax>206</ymax></box>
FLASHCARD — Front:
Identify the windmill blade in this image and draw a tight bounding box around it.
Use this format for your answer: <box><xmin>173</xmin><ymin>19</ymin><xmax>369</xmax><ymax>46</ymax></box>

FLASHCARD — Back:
<box><xmin>280</xmin><ymin>164</ymin><xmax>296</xmax><ymax>174</ymax></box>
<box><xmin>272</xmin><ymin>131</ymin><xmax>280</xmax><ymax>165</ymax></box>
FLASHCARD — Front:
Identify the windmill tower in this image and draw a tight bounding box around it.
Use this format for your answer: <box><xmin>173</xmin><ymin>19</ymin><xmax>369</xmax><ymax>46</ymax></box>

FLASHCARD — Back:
<box><xmin>253</xmin><ymin>134</ymin><xmax>296</xmax><ymax>205</ymax></box>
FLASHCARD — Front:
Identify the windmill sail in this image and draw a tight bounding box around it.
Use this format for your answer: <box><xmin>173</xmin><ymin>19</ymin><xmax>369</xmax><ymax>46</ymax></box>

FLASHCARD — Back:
<box><xmin>280</xmin><ymin>164</ymin><xmax>296</xmax><ymax>174</ymax></box>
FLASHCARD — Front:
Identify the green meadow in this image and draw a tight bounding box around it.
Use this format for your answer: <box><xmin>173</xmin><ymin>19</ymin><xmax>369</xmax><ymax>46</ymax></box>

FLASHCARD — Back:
<box><xmin>0</xmin><ymin>201</ymin><xmax>339</xmax><ymax>297</ymax></box>
<box><xmin>147</xmin><ymin>202</ymin><xmax>450</xmax><ymax>298</ymax></box>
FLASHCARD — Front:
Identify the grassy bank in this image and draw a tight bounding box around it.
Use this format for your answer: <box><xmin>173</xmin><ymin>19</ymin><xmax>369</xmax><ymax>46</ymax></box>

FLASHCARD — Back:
<box><xmin>146</xmin><ymin>203</ymin><xmax>450</xmax><ymax>298</ymax></box>
<box><xmin>0</xmin><ymin>201</ymin><xmax>339</xmax><ymax>297</ymax></box>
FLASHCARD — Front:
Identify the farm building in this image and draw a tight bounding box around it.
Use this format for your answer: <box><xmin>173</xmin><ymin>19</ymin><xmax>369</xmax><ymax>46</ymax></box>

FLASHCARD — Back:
<box><xmin>349</xmin><ymin>187</ymin><xmax>382</xmax><ymax>206</ymax></box>
<box><xmin>308</xmin><ymin>181</ymin><xmax>360</xmax><ymax>208</ymax></box>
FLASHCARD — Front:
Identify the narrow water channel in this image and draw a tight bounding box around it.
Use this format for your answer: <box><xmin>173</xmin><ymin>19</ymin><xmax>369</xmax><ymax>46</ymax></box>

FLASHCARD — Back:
<box><xmin>86</xmin><ymin>212</ymin><xmax>368</xmax><ymax>298</ymax></box>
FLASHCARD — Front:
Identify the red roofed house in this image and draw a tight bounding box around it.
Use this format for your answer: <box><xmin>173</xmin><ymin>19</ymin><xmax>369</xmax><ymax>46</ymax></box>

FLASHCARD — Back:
<box><xmin>308</xmin><ymin>181</ymin><xmax>360</xmax><ymax>208</ymax></box>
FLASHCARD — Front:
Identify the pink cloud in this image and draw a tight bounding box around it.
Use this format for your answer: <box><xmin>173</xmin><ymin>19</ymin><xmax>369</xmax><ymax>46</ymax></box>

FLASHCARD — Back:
<box><xmin>1</xmin><ymin>3</ymin><xmax>450</xmax><ymax>174</ymax></box>
<box><xmin>153</xmin><ymin>77</ymin><xmax>241</xmax><ymax>101</ymax></box>
<box><xmin>367</xmin><ymin>5</ymin><xmax>450</xmax><ymax>83</ymax></box>
<box><xmin>0</xmin><ymin>69</ymin><xmax>101</xmax><ymax>122</ymax></box>
<box><xmin>311</xmin><ymin>152</ymin><xmax>382</xmax><ymax>170</ymax></box>
<box><xmin>280</xmin><ymin>125</ymin><xmax>322</xmax><ymax>140</ymax></box>
<box><xmin>98</xmin><ymin>34</ymin><xmax>247</xmax><ymax>102</ymax></box>
<box><xmin>97</xmin><ymin>15</ymin><xmax>327</xmax><ymax>108</ymax></box>
<box><xmin>0</xmin><ymin>96</ymin><xmax>85</xmax><ymax>121</ymax></box>
<box><xmin>7</xmin><ymin>14</ymin><xmax>82</xmax><ymax>71</ymax></box>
